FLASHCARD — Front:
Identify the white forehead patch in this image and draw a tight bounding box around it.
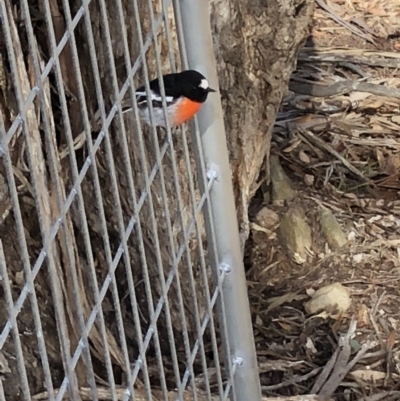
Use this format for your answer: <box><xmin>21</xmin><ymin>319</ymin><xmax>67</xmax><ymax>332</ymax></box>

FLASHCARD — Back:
<box><xmin>199</xmin><ymin>79</ymin><xmax>209</xmax><ymax>89</ymax></box>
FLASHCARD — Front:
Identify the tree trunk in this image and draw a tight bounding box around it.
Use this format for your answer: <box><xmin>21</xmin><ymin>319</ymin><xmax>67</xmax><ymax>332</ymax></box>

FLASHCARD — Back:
<box><xmin>0</xmin><ymin>0</ymin><xmax>312</xmax><ymax>398</ymax></box>
<box><xmin>211</xmin><ymin>0</ymin><xmax>313</xmax><ymax>243</ymax></box>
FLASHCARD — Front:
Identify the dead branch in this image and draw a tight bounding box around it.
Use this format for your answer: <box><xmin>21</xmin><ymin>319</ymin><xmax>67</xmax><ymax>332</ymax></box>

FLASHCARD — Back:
<box><xmin>311</xmin><ymin>317</ymin><xmax>376</xmax><ymax>399</ymax></box>
<box><xmin>315</xmin><ymin>0</ymin><xmax>375</xmax><ymax>44</ymax></box>
<box><xmin>298</xmin><ymin>49</ymin><xmax>400</xmax><ymax>69</ymax></box>
<box><xmin>289</xmin><ymin>79</ymin><xmax>400</xmax><ymax>100</ymax></box>
<box><xmin>297</xmin><ymin>129</ymin><xmax>372</xmax><ymax>185</ymax></box>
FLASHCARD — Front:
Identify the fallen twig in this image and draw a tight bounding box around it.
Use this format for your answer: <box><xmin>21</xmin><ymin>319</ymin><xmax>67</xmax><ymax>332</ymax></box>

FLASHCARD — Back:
<box><xmin>311</xmin><ymin>317</ymin><xmax>375</xmax><ymax>399</ymax></box>
<box><xmin>298</xmin><ymin>49</ymin><xmax>400</xmax><ymax>69</ymax></box>
<box><xmin>262</xmin><ymin>368</ymin><xmax>321</xmax><ymax>391</ymax></box>
<box><xmin>312</xmin><ymin>318</ymin><xmax>357</xmax><ymax>395</ymax></box>
<box><xmin>315</xmin><ymin>0</ymin><xmax>375</xmax><ymax>44</ymax></box>
<box><xmin>297</xmin><ymin>129</ymin><xmax>373</xmax><ymax>185</ymax></box>
<box><xmin>311</xmin><ymin>346</ymin><xmax>341</xmax><ymax>394</ymax></box>
<box><xmin>289</xmin><ymin>79</ymin><xmax>400</xmax><ymax>100</ymax></box>
<box><xmin>357</xmin><ymin>391</ymin><xmax>400</xmax><ymax>401</ymax></box>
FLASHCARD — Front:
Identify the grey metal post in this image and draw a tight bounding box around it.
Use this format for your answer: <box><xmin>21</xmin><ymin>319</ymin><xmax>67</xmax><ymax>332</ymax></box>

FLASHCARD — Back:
<box><xmin>177</xmin><ymin>1</ymin><xmax>262</xmax><ymax>400</ymax></box>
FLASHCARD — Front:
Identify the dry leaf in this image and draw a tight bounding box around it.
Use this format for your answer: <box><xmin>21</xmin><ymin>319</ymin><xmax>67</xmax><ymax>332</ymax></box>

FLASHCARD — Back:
<box><xmin>319</xmin><ymin>206</ymin><xmax>347</xmax><ymax>249</ymax></box>
<box><xmin>304</xmin><ymin>282</ymin><xmax>351</xmax><ymax>317</ymax></box>
<box><xmin>391</xmin><ymin>115</ymin><xmax>400</xmax><ymax>124</ymax></box>
<box><xmin>299</xmin><ymin>150</ymin><xmax>311</xmax><ymax>164</ymax></box>
<box><xmin>304</xmin><ymin>174</ymin><xmax>314</xmax><ymax>186</ymax></box>
<box><xmin>278</xmin><ymin>321</ymin><xmax>293</xmax><ymax>331</ymax></box>
<box><xmin>352</xmin><ymin>253</ymin><xmax>364</xmax><ymax>263</ymax></box>
<box><xmin>356</xmin><ymin>304</ymin><xmax>370</xmax><ymax>328</ymax></box>
<box><xmin>386</xmin><ymin>152</ymin><xmax>400</xmax><ymax>174</ymax></box>
<box><xmin>266</xmin><ymin>292</ymin><xmax>304</xmax><ymax>312</ymax></box>
<box><xmin>270</xmin><ymin>155</ymin><xmax>296</xmax><ymax>202</ymax></box>
<box><xmin>305</xmin><ymin>337</ymin><xmax>318</xmax><ymax>354</ymax></box>
<box><xmin>283</xmin><ymin>139</ymin><xmax>302</xmax><ymax>153</ymax></box>
<box><xmin>255</xmin><ymin>207</ymin><xmax>280</xmax><ymax>229</ymax></box>
<box><xmin>0</xmin><ymin>351</ymin><xmax>11</xmax><ymax>374</ymax></box>
<box><xmin>279</xmin><ymin>206</ymin><xmax>312</xmax><ymax>263</ymax></box>
<box><xmin>387</xmin><ymin>330</ymin><xmax>396</xmax><ymax>353</ymax></box>
<box><xmin>350</xmin><ymin>370</ymin><xmax>386</xmax><ymax>382</ymax></box>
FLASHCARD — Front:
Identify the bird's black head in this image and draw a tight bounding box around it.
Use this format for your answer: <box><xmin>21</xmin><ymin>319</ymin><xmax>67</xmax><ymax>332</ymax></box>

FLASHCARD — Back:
<box><xmin>164</xmin><ymin>70</ymin><xmax>217</xmax><ymax>103</ymax></box>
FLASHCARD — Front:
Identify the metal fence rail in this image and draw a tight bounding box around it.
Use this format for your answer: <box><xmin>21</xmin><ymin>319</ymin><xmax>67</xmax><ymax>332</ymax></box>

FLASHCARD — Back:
<box><xmin>0</xmin><ymin>1</ymin><xmax>261</xmax><ymax>400</ymax></box>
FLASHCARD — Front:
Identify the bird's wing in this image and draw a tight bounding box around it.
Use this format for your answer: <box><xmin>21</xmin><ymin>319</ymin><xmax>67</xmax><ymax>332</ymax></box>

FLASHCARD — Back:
<box><xmin>135</xmin><ymin>89</ymin><xmax>175</xmax><ymax>108</ymax></box>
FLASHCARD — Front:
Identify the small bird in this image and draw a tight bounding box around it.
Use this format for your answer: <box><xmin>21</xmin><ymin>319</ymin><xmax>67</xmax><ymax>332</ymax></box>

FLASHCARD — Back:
<box><xmin>132</xmin><ymin>70</ymin><xmax>216</xmax><ymax>128</ymax></box>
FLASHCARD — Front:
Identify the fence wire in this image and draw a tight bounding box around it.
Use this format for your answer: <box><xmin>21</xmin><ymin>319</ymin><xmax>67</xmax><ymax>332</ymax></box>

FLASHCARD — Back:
<box><xmin>0</xmin><ymin>1</ymin><xmax>261</xmax><ymax>401</ymax></box>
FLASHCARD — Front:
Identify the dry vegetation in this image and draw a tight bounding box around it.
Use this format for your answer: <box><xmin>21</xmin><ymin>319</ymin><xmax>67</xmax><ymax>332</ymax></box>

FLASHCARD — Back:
<box><xmin>246</xmin><ymin>0</ymin><xmax>400</xmax><ymax>400</ymax></box>
<box><xmin>1</xmin><ymin>0</ymin><xmax>312</xmax><ymax>400</ymax></box>
<box><xmin>1</xmin><ymin>0</ymin><xmax>400</xmax><ymax>400</ymax></box>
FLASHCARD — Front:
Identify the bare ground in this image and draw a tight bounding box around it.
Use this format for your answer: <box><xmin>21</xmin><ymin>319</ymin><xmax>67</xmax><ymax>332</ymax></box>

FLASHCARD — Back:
<box><xmin>246</xmin><ymin>0</ymin><xmax>400</xmax><ymax>399</ymax></box>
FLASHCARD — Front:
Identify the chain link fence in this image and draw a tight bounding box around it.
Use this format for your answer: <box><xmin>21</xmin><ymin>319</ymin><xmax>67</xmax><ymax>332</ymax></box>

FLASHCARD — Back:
<box><xmin>0</xmin><ymin>1</ymin><xmax>261</xmax><ymax>400</ymax></box>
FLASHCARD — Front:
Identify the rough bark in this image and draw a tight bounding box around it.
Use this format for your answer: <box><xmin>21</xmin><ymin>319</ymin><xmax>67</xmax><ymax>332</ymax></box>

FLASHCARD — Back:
<box><xmin>211</xmin><ymin>0</ymin><xmax>313</xmax><ymax>243</ymax></box>
<box><xmin>0</xmin><ymin>0</ymin><xmax>312</xmax><ymax>398</ymax></box>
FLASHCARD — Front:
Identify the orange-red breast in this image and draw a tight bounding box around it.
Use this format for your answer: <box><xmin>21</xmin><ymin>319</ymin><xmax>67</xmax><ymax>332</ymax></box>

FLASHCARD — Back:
<box><xmin>129</xmin><ymin>70</ymin><xmax>216</xmax><ymax>128</ymax></box>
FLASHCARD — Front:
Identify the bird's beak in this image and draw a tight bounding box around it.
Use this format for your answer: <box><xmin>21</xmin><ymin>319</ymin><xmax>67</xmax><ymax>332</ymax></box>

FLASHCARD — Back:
<box><xmin>207</xmin><ymin>87</ymin><xmax>217</xmax><ymax>93</ymax></box>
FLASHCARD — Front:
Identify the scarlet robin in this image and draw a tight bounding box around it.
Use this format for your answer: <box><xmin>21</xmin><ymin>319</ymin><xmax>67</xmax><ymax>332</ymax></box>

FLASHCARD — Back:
<box><xmin>131</xmin><ymin>70</ymin><xmax>216</xmax><ymax>128</ymax></box>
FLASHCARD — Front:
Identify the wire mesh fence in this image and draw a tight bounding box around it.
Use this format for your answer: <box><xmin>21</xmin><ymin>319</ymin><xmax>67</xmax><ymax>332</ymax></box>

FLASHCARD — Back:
<box><xmin>0</xmin><ymin>1</ymin><xmax>261</xmax><ymax>400</ymax></box>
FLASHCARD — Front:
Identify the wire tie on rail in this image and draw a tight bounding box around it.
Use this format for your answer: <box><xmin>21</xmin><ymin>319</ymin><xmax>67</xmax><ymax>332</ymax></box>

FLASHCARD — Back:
<box><xmin>233</xmin><ymin>356</ymin><xmax>244</xmax><ymax>366</ymax></box>
<box><xmin>219</xmin><ymin>262</ymin><xmax>231</xmax><ymax>274</ymax></box>
<box><xmin>206</xmin><ymin>164</ymin><xmax>220</xmax><ymax>182</ymax></box>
